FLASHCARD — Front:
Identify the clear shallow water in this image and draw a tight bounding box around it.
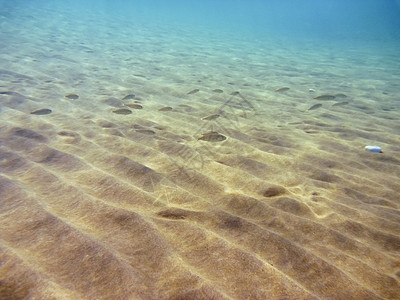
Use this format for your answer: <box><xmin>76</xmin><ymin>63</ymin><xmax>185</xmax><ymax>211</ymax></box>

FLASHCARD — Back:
<box><xmin>1</xmin><ymin>1</ymin><xmax>400</xmax><ymax>299</ymax></box>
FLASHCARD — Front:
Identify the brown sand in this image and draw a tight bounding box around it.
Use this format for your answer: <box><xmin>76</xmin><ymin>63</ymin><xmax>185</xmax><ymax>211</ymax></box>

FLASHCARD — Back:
<box><xmin>1</xmin><ymin>84</ymin><xmax>400</xmax><ymax>299</ymax></box>
<box><xmin>1</xmin><ymin>6</ymin><xmax>400</xmax><ymax>300</ymax></box>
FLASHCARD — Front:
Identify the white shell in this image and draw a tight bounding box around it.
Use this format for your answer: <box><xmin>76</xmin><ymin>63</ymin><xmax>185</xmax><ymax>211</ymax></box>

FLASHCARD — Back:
<box><xmin>365</xmin><ymin>145</ymin><xmax>382</xmax><ymax>153</ymax></box>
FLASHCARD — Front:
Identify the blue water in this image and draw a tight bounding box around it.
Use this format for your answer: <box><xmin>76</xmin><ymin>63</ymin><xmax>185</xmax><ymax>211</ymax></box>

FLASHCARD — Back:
<box><xmin>1</xmin><ymin>0</ymin><xmax>400</xmax><ymax>119</ymax></box>
<box><xmin>2</xmin><ymin>0</ymin><xmax>400</xmax><ymax>41</ymax></box>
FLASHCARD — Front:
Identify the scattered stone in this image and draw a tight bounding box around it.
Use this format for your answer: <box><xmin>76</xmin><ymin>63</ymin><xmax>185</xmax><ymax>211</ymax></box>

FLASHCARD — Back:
<box><xmin>202</xmin><ymin>114</ymin><xmax>220</xmax><ymax>121</ymax></box>
<box><xmin>275</xmin><ymin>87</ymin><xmax>290</xmax><ymax>92</ymax></box>
<box><xmin>187</xmin><ymin>89</ymin><xmax>200</xmax><ymax>95</ymax></box>
<box><xmin>332</xmin><ymin>101</ymin><xmax>349</xmax><ymax>107</ymax></box>
<box><xmin>30</xmin><ymin>108</ymin><xmax>52</xmax><ymax>115</ymax></box>
<box><xmin>65</xmin><ymin>93</ymin><xmax>79</xmax><ymax>100</ymax></box>
<box><xmin>314</xmin><ymin>95</ymin><xmax>336</xmax><ymax>100</ymax></box>
<box><xmin>136</xmin><ymin>129</ymin><xmax>155</xmax><ymax>135</ymax></box>
<box><xmin>263</xmin><ymin>186</ymin><xmax>286</xmax><ymax>197</ymax></box>
<box><xmin>0</xmin><ymin>91</ymin><xmax>21</xmax><ymax>96</ymax></box>
<box><xmin>157</xmin><ymin>209</ymin><xmax>188</xmax><ymax>220</ymax></box>
<box><xmin>159</xmin><ymin>106</ymin><xmax>173</xmax><ymax>111</ymax></box>
<box><xmin>198</xmin><ymin>131</ymin><xmax>227</xmax><ymax>142</ymax></box>
<box><xmin>125</xmin><ymin>104</ymin><xmax>143</xmax><ymax>109</ymax></box>
<box><xmin>212</xmin><ymin>89</ymin><xmax>224</xmax><ymax>93</ymax></box>
<box><xmin>308</xmin><ymin>103</ymin><xmax>322</xmax><ymax>111</ymax></box>
<box><xmin>112</xmin><ymin>108</ymin><xmax>132</xmax><ymax>115</ymax></box>
<box><xmin>122</xmin><ymin>94</ymin><xmax>135</xmax><ymax>100</ymax></box>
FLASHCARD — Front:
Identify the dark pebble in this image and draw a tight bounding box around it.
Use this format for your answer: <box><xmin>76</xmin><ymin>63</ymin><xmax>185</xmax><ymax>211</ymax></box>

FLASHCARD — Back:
<box><xmin>31</xmin><ymin>108</ymin><xmax>52</xmax><ymax>115</ymax></box>
<box><xmin>113</xmin><ymin>108</ymin><xmax>132</xmax><ymax>115</ymax></box>
<box><xmin>65</xmin><ymin>93</ymin><xmax>79</xmax><ymax>100</ymax></box>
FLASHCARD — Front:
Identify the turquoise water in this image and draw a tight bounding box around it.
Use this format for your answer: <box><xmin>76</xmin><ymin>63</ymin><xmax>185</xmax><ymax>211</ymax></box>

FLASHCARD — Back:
<box><xmin>1</xmin><ymin>1</ymin><xmax>400</xmax><ymax>299</ymax></box>
<box><xmin>2</xmin><ymin>0</ymin><xmax>400</xmax><ymax>40</ymax></box>
<box><xmin>1</xmin><ymin>0</ymin><xmax>399</xmax><ymax>93</ymax></box>
<box><xmin>1</xmin><ymin>0</ymin><xmax>399</xmax><ymax>122</ymax></box>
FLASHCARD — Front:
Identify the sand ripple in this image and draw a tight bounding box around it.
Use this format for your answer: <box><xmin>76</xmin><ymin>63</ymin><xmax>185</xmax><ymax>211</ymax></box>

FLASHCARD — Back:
<box><xmin>0</xmin><ymin>86</ymin><xmax>399</xmax><ymax>299</ymax></box>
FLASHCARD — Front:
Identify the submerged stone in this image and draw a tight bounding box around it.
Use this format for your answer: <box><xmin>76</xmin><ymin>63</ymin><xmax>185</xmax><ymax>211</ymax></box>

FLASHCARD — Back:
<box><xmin>0</xmin><ymin>91</ymin><xmax>21</xmax><ymax>96</ymax></box>
<box><xmin>332</xmin><ymin>101</ymin><xmax>349</xmax><ymax>107</ymax></box>
<box><xmin>187</xmin><ymin>89</ymin><xmax>200</xmax><ymax>95</ymax></box>
<box><xmin>122</xmin><ymin>94</ymin><xmax>135</xmax><ymax>100</ymax></box>
<box><xmin>31</xmin><ymin>108</ymin><xmax>52</xmax><ymax>115</ymax></box>
<box><xmin>314</xmin><ymin>95</ymin><xmax>336</xmax><ymax>100</ymax></box>
<box><xmin>125</xmin><ymin>104</ymin><xmax>143</xmax><ymax>109</ymax></box>
<box><xmin>136</xmin><ymin>129</ymin><xmax>155</xmax><ymax>135</ymax></box>
<box><xmin>65</xmin><ymin>93</ymin><xmax>79</xmax><ymax>100</ymax></box>
<box><xmin>113</xmin><ymin>108</ymin><xmax>132</xmax><ymax>115</ymax></box>
<box><xmin>159</xmin><ymin>106</ymin><xmax>173</xmax><ymax>111</ymax></box>
<box><xmin>275</xmin><ymin>87</ymin><xmax>290</xmax><ymax>92</ymax></box>
<box><xmin>198</xmin><ymin>131</ymin><xmax>227</xmax><ymax>142</ymax></box>
<box><xmin>308</xmin><ymin>103</ymin><xmax>322</xmax><ymax>111</ymax></box>
<box><xmin>202</xmin><ymin>114</ymin><xmax>220</xmax><ymax>120</ymax></box>
<box><xmin>263</xmin><ymin>186</ymin><xmax>286</xmax><ymax>197</ymax></box>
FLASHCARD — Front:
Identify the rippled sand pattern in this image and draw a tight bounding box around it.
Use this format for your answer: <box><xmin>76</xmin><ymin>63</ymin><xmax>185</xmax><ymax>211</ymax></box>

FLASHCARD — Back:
<box><xmin>1</xmin><ymin>5</ymin><xmax>400</xmax><ymax>300</ymax></box>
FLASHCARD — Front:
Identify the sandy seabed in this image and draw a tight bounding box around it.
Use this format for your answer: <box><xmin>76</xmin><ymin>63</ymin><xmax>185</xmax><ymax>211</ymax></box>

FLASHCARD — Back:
<box><xmin>1</xmin><ymin>5</ymin><xmax>400</xmax><ymax>300</ymax></box>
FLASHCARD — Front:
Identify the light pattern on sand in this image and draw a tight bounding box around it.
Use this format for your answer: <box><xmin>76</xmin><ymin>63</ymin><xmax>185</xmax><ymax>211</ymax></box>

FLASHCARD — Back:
<box><xmin>1</xmin><ymin>4</ymin><xmax>400</xmax><ymax>299</ymax></box>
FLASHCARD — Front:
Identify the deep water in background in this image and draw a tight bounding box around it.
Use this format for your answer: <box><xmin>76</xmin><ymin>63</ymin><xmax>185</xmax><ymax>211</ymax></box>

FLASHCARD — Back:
<box><xmin>1</xmin><ymin>0</ymin><xmax>400</xmax><ymax>42</ymax></box>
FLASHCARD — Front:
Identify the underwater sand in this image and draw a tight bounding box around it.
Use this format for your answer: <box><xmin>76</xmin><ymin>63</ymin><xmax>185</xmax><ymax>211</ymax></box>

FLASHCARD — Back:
<box><xmin>1</xmin><ymin>4</ymin><xmax>400</xmax><ymax>300</ymax></box>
